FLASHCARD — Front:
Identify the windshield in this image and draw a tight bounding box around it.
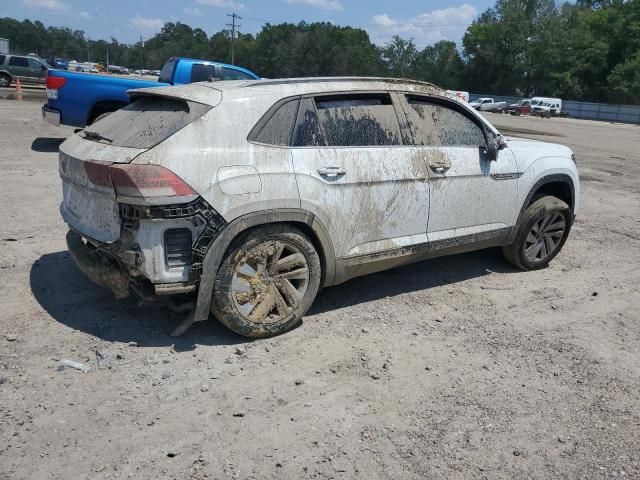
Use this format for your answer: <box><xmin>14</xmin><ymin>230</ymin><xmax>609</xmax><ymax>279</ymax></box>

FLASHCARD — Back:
<box><xmin>82</xmin><ymin>97</ymin><xmax>211</xmax><ymax>149</ymax></box>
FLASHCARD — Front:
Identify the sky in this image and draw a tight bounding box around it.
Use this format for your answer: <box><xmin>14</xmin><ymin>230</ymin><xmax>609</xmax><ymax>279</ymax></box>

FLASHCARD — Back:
<box><xmin>4</xmin><ymin>0</ymin><xmax>497</xmax><ymax>48</ymax></box>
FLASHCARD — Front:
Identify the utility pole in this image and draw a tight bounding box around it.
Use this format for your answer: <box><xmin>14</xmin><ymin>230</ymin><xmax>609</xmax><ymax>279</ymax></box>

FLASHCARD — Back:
<box><xmin>226</xmin><ymin>12</ymin><xmax>241</xmax><ymax>65</ymax></box>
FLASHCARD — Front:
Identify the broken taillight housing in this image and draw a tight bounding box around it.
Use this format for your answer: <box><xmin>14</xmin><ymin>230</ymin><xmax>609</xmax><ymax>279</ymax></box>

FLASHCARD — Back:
<box><xmin>84</xmin><ymin>161</ymin><xmax>196</xmax><ymax>198</ymax></box>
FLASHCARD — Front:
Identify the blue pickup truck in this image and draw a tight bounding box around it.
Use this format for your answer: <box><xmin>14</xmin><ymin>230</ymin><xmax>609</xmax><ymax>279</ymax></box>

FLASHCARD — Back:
<box><xmin>42</xmin><ymin>57</ymin><xmax>260</xmax><ymax>127</ymax></box>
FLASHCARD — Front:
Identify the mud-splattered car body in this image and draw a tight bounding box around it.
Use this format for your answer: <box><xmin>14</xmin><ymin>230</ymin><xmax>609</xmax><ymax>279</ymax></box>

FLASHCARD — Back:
<box><xmin>59</xmin><ymin>77</ymin><xmax>579</xmax><ymax>337</ymax></box>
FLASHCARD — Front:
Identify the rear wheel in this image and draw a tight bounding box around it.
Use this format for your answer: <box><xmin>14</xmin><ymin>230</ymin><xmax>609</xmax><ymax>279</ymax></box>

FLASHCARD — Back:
<box><xmin>0</xmin><ymin>74</ymin><xmax>11</xmax><ymax>88</ymax></box>
<box><xmin>211</xmin><ymin>225</ymin><xmax>321</xmax><ymax>338</ymax></box>
<box><xmin>503</xmin><ymin>195</ymin><xmax>572</xmax><ymax>270</ymax></box>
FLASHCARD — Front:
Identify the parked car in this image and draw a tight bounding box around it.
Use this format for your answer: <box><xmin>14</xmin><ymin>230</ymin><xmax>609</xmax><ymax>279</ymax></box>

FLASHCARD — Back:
<box><xmin>532</xmin><ymin>98</ymin><xmax>562</xmax><ymax>117</ymax></box>
<box><xmin>508</xmin><ymin>99</ymin><xmax>532</xmax><ymax>115</ymax></box>
<box><xmin>0</xmin><ymin>54</ymin><xmax>51</xmax><ymax>87</ymax></box>
<box><xmin>43</xmin><ymin>57</ymin><xmax>260</xmax><ymax>127</ymax></box>
<box><xmin>59</xmin><ymin>77</ymin><xmax>579</xmax><ymax>338</ymax></box>
<box><xmin>446</xmin><ymin>90</ymin><xmax>470</xmax><ymax>102</ymax></box>
<box><xmin>48</xmin><ymin>57</ymin><xmax>69</xmax><ymax>70</ymax></box>
<box><xmin>469</xmin><ymin>97</ymin><xmax>508</xmax><ymax>113</ymax></box>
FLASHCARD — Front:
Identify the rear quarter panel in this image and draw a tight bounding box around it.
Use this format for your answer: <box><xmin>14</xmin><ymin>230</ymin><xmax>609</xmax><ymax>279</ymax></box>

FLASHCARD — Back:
<box><xmin>132</xmin><ymin>95</ymin><xmax>301</xmax><ymax>220</ymax></box>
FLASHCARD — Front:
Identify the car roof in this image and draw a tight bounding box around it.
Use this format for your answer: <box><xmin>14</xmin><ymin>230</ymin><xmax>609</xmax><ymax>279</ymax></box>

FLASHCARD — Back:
<box><xmin>131</xmin><ymin>77</ymin><xmax>448</xmax><ymax>106</ymax></box>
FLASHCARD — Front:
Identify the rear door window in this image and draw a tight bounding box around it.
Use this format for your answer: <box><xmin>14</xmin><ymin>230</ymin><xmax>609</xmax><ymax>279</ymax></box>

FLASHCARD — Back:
<box><xmin>191</xmin><ymin>63</ymin><xmax>216</xmax><ymax>83</ymax></box>
<box><xmin>9</xmin><ymin>57</ymin><xmax>28</xmax><ymax>67</ymax></box>
<box><xmin>292</xmin><ymin>97</ymin><xmax>324</xmax><ymax>147</ymax></box>
<box><xmin>314</xmin><ymin>93</ymin><xmax>401</xmax><ymax>147</ymax></box>
<box><xmin>82</xmin><ymin>97</ymin><xmax>212</xmax><ymax>149</ymax></box>
<box><xmin>0</xmin><ymin>55</ymin><xmax>6</xmax><ymax>65</ymax></box>
<box><xmin>405</xmin><ymin>95</ymin><xmax>486</xmax><ymax>147</ymax></box>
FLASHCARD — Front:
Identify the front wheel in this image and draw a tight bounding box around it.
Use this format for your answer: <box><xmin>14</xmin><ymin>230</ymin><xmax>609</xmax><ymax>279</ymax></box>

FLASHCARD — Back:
<box><xmin>211</xmin><ymin>225</ymin><xmax>321</xmax><ymax>338</ymax></box>
<box><xmin>503</xmin><ymin>195</ymin><xmax>572</xmax><ymax>270</ymax></box>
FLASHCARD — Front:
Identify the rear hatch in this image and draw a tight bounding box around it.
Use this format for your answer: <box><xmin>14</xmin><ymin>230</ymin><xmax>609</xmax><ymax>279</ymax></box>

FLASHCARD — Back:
<box><xmin>59</xmin><ymin>90</ymin><xmax>218</xmax><ymax>243</ymax></box>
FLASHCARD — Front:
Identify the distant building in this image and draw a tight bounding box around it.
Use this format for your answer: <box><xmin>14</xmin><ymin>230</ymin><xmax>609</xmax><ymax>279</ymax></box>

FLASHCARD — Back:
<box><xmin>0</xmin><ymin>38</ymin><xmax>9</xmax><ymax>55</ymax></box>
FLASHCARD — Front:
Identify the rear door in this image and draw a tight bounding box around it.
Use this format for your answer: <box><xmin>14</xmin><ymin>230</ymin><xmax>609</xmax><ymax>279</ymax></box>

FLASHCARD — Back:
<box><xmin>398</xmin><ymin>94</ymin><xmax>518</xmax><ymax>246</ymax></box>
<box><xmin>290</xmin><ymin>92</ymin><xmax>430</xmax><ymax>260</ymax></box>
<box><xmin>8</xmin><ymin>56</ymin><xmax>30</xmax><ymax>82</ymax></box>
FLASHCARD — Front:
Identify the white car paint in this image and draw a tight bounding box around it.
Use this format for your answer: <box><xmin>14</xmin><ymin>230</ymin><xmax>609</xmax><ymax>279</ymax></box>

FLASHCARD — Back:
<box><xmin>58</xmin><ymin>77</ymin><xmax>578</xmax><ymax>292</ymax></box>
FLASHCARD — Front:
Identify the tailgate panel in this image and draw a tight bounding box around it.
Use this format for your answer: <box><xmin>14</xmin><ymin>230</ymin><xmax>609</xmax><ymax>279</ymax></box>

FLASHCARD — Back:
<box><xmin>59</xmin><ymin>152</ymin><xmax>121</xmax><ymax>243</ymax></box>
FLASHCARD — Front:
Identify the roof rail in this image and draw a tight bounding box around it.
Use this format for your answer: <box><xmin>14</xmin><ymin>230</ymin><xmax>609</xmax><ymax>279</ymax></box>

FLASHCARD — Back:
<box><xmin>245</xmin><ymin>76</ymin><xmax>440</xmax><ymax>89</ymax></box>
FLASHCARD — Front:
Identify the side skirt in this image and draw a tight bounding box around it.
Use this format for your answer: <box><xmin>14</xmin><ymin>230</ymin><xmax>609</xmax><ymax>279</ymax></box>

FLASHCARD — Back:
<box><xmin>333</xmin><ymin>227</ymin><xmax>513</xmax><ymax>285</ymax></box>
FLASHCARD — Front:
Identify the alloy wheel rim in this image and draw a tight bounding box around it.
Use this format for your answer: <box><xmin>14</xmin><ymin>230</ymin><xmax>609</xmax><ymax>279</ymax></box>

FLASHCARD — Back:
<box><xmin>231</xmin><ymin>240</ymin><xmax>310</xmax><ymax>323</ymax></box>
<box><xmin>524</xmin><ymin>211</ymin><xmax>566</xmax><ymax>262</ymax></box>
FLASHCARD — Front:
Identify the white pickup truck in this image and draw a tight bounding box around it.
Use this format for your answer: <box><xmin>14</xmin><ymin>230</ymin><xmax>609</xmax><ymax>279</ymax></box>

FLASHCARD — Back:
<box><xmin>469</xmin><ymin>97</ymin><xmax>508</xmax><ymax>113</ymax></box>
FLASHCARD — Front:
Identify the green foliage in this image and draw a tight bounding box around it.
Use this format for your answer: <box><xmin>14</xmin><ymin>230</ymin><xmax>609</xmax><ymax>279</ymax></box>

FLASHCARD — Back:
<box><xmin>1</xmin><ymin>0</ymin><xmax>639</xmax><ymax>104</ymax></box>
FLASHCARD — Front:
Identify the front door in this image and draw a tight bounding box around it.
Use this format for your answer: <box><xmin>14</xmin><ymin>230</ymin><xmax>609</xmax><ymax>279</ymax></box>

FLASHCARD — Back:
<box><xmin>290</xmin><ymin>93</ymin><xmax>430</xmax><ymax>262</ymax></box>
<box><xmin>397</xmin><ymin>93</ymin><xmax>519</xmax><ymax>246</ymax></box>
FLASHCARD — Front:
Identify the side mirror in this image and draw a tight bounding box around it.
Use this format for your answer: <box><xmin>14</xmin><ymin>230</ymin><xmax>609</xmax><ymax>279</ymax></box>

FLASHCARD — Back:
<box><xmin>41</xmin><ymin>65</ymin><xmax>47</xmax><ymax>71</ymax></box>
<box><xmin>484</xmin><ymin>133</ymin><xmax>505</xmax><ymax>161</ymax></box>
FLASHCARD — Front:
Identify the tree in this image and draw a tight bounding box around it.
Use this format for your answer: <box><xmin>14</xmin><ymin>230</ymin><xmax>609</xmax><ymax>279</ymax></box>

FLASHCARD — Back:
<box><xmin>413</xmin><ymin>40</ymin><xmax>464</xmax><ymax>88</ymax></box>
<box><xmin>380</xmin><ymin>36</ymin><xmax>417</xmax><ymax>78</ymax></box>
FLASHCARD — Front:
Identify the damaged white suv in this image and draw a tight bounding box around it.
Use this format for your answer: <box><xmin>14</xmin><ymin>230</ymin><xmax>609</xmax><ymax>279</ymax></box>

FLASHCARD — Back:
<box><xmin>59</xmin><ymin>77</ymin><xmax>579</xmax><ymax>338</ymax></box>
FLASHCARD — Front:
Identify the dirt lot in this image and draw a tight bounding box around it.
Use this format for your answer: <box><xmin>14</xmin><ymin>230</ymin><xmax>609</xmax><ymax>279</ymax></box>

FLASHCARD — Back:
<box><xmin>0</xmin><ymin>101</ymin><xmax>639</xmax><ymax>480</ymax></box>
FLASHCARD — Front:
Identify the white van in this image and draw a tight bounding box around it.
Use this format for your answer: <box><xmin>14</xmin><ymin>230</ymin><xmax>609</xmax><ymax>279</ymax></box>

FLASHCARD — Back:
<box><xmin>531</xmin><ymin>97</ymin><xmax>562</xmax><ymax>116</ymax></box>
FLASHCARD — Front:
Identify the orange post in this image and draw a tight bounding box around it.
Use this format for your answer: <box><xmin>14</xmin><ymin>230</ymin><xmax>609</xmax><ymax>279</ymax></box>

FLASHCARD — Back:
<box><xmin>15</xmin><ymin>78</ymin><xmax>22</xmax><ymax>101</ymax></box>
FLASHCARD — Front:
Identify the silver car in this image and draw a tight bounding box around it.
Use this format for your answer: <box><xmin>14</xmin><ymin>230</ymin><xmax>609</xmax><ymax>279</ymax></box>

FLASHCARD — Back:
<box><xmin>59</xmin><ymin>77</ymin><xmax>579</xmax><ymax>338</ymax></box>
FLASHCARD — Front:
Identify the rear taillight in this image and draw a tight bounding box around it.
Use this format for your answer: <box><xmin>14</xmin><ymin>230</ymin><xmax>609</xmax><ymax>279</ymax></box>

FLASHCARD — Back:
<box><xmin>109</xmin><ymin>164</ymin><xmax>196</xmax><ymax>198</ymax></box>
<box><xmin>46</xmin><ymin>76</ymin><xmax>66</xmax><ymax>89</ymax></box>
<box><xmin>84</xmin><ymin>161</ymin><xmax>196</xmax><ymax>198</ymax></box>
<box><xmin>84</xmin><ymin>160</ymin><xmax>112</xmax><ymax>187</ymax></box>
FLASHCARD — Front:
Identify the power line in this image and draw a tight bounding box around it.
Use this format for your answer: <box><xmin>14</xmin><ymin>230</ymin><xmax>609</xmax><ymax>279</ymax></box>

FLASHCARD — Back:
<box><xmin>241</xmin><ymin>15</ymin><xmax>474</xmax><ymax>29</ymax></box>
<box><xmin>226</xmin><ymin>12</ymin><xmax>241</xmax><ymax>65</ymax></box>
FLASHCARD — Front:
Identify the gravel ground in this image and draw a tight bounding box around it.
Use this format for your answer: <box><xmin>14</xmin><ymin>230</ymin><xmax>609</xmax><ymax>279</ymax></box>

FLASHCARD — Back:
<box><xmin>0</xmin><ymin>101</ymin><xmax>639</xmax><ymax>479</ymax></box>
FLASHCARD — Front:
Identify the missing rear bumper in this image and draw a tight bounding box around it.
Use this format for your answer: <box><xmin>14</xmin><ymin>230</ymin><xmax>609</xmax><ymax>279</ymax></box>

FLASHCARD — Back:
<box><xmin>66</xmin><ymin>230</ymin><xmax>130</xmax><ymax>298</ymax></box>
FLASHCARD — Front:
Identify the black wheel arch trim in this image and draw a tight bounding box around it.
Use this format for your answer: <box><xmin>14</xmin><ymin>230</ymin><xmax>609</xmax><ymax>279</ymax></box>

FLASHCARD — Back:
<box><xmin>193</xmin><ymin>209</ymin><xmax>336</xmax><ymax>322</ymax></box>
<box><xmin>508</xmin><ymin>174</ymin><xmax>576</xmax><ymax>243</ymax></box>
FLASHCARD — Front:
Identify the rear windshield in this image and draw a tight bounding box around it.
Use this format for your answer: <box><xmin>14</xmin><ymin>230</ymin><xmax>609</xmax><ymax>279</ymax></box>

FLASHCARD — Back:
<box><xmin>82</xmin><ymin>97</ymin><xmax>211</xmax><ymax>149</ymax></box>
<box><xmin>158</xmin><ymin>59</ymin><xmax>177</xmax><ymax>84</ymax></box>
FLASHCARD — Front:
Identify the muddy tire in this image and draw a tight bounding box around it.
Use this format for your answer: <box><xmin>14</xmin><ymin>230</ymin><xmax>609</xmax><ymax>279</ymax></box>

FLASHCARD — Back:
<box><xmin>211</xmin><ymin>225</ymin><xmax>321</xmax><ymax>338</ymax></box>
<box><xmin>0</xmin><ymin>74</ymin><xmax>11</xmax><ymax>88</ymax></box>
<box><xmin>503</xmin><ymin>195</ymin><xmax>572</xmax><ymax>271</ymax></box>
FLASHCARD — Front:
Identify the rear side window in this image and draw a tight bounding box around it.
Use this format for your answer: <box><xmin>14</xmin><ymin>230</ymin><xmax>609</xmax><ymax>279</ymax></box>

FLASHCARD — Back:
<box><xmin>82</xmin><ymin>97</ymin><xmax>212</xmax><ymax>149</ymax></box>
<box><xmin>406</xmin><ymin>96</ymin><xmax>486</xmax><ymax>147</ymax></box>
<box><xmin>9</xmin><ymin>56</ymin><xmax>28</xmax><ymax>67</ymax></box>
<box><xmin>191</xmin><ymin>63</ymin><xmax>216</xmax><ymax>83</ymax></box>
<box><xmin>0</xmin><ymin>55</ymin><xmax>5</xmax><ymax>65</ymax></box>
<box><xmin>158</xmin><ymin>59</ymin><xmax>177</xmax><ymax>83</ymax></box>
<box><xmin>314</xmin><ymin>93</ymin><xmax>401</xmax><ymax>147</ymax></box>
<box><xmin>252</xmin><ymin>98</ymin><xmax>300</xmax><ymax>146</ymax></box>
<box><xmin>220</xmin><ymin>67</ymin><xmax>254</xmax><ymax>80</ymax></box>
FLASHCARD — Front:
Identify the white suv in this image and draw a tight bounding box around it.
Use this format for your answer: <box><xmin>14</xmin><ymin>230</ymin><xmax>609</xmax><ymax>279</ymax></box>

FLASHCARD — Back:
<box><xmin>59</xmin><ymin>77</ymin><xmax>579</xmax><ymax>337</ymax></box>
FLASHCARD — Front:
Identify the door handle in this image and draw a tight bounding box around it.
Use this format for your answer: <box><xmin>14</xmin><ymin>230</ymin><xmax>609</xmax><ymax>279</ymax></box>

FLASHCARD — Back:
<box><xmin>429</xmin><ymin>162</ymin><xmax>450</xmax><ymax>174</ymax></box>
<box><xmin>318</xmin><ymin>166</ymin><xmax>346</xmax><ymax>178</ymax></box>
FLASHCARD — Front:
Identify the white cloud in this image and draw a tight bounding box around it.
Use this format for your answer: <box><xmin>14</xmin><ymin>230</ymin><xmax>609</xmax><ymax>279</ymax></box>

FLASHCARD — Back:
<box><xmin>195</xmin><ymin>0</ymin><xmax>246</xmax><ymax>11</ymax></box>
<box><xmin>129</xmin><ymin>15</ymin><xmax>164</xmax><ymax>33</ymax></box>
<box><xmin>79</xmin><ymin>11</ymin><xmax>92</xmax><ymax>20</ymax></box>
<box><xmin>21</xmin><ymin>0</ymin><xmax>70</xmax><ymax>12</ymax></box>
<box><xmin>286</xmin><ymin>0</ymin><xmax>342</xmax><ymax>11</ymax></box>
<box><xmin>184</xmin><ymin>7</ymin><xmax>203</xmax><ymax>16</ymax></box>
<box><xmin>370</xmin><ymin>4</ymin><xmax>477</xmax><ymax>47</ymax></box>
